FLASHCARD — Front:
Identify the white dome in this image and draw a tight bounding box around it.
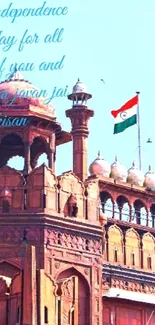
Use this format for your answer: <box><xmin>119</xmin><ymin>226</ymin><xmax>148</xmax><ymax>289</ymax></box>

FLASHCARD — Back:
<box><xmin>127</xmin><ymin>162</ymin><xmax>144</xmax><ymax>186</ymax></box>
<box><xmin>144</xmin><ymin>165</ymin><xmax>155</xmax><ymax>190</ymax></box>
<box><xmin>110</xmin><ymin>156</ymin><xmax>127</xmax><ymax>182</ymax></box>
<box><xmin>89</xmin><ymin>152</ymin><xmax>110</xmax><ymax>177</ymax></box>
<box><xmin>72</xmin><ymin>79</ymin><xmax>87</xmax><ymax>93</ymax></box>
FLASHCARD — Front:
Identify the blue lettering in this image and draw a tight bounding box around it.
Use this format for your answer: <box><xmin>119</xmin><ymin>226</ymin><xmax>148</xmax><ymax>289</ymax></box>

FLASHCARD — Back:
<box><xmin>11</xmin><ymin>118</ymin><xmax>20</xmax><ymax>126</ymax></box>
<box><xmin>10</xmin><ymin>8</ymin><xmax>22</xmax><ymax>24</ymax></box>
<box><xmin>20</xmin><ymin>118</ymin><xmax>28</xmax><ymax>126</ymax></box>
<box><xmin>44</xmin><ymin>28</ymin><xmax>64</xmax><ymax>43</ymax></box>
<box><xmin>30</xmin><ymin>90</ymin><xmax>38</xmax><ymax>98</ymax></box>
<box><xmin>41</xmin><ymin>90</ymin><xmax>48</xmax><ymax>97</ymax></box>
<box><xmin>39</xmin><ymin>56</ymin><xmax>65</xmax><ymax>71</ymax></box>
<box><xmin>44</xmin><ymin>87</ymin><xmax>57</xmax><ymax>104</ymax></box>
<box><xmin>18</xmin><ymin>29</ymin><xmax>39</xmax><ymax>52</ymax></box>
<box><xmin>62</xmin><ymin>7</ymin><xmax>68</xmax><ymax>15</ymax></box>
<box><xmin>0</xmin><ymin>31</ymin><xmax>17</xmax><ymax>51</ymax></box>
<box><xmin>34</xmin><ymin>2</ymin><xmax>46</xmax><ymax>16</ymax></box>
<box><xmin>43</xmin><ymin>8</ymin><xmax>53</xmax><ymax>16</ymax></box>
<box><xmin>22</xmin><ymin>8</ymin><xmax>31</xmax><ymax>17</ymax></box>
<box><xmin>39</xmin><ymin>62</ymin><xmax>50</xmax><ymax>71</ymax></box>
<box><xmin>9</xmin><ymin>88</ymin><xmax>20</xmax><ymax>105</ymax></box>
<box><xmin>56</xmin><ymin>88</ymin><xmax>65</xmax><ymax>98</ymax></box>
<box><xmin>1</xmin><ymin>3</ymin><xmax>13</xmax><ymax>18</ymax></box>
<box><xmin>63</xmin><ymin>85</ymin><xmax>69</xmax><ymax>97</ymax></box>
<box><xmin>0</xmin><ymin>89</ymin><xmax>9</xmax><ymax>99</ymax></box>
<box><xmin>52</xmin><ymin>7</ymin><xmax>68</xmax><ymax>15</ymax></box>
<box><xmin>0</xmin><ymin>57</ymin><xmax>7</xmax><ymax>78</ymax></box>
<box><xmin>18</xmin><ymin>90</ymin><xmax>27</xmax><ymax>98</ymax></box>
<box><xmin>54</xmin><ymin>55</ymin><xmax>65</xmax><ymax>70</ymax></box>
<box><xmin>7</xmin><ymin>62</ymin><xmax>34</xmax><ymax>78</ymax></box>
<box><xmin>0</xmin><ymin>4</ymin><xmax>68</xmax><ymax>23</ymax></box>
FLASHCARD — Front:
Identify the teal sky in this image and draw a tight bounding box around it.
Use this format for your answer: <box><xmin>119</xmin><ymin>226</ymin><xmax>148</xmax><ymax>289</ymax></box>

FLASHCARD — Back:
<box><xmin>1</xmin><ymin>0</ymin><xmax>155</xmax><ymax>175</ymax></box>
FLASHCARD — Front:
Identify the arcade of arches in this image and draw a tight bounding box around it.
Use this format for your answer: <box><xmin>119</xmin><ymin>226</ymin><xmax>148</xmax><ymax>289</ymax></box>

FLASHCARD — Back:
<box><xmin>105</xmin><ymin>225</ymin><xmax>155</xmax><ymax>270</ymax></box>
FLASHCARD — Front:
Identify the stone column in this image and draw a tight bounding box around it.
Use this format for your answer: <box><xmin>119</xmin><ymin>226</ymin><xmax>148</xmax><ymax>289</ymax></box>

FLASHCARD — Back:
<box><xmin>23</xmin><ymin>142</ymin><xmax>31</xmax><ymax>174</ymax></box>
<box><xmin>66</xmin><ymin>107</ymin><xmax>94</xmax><ymax>182</ymax></box>
<box><xmin>48</xmin><ymin>149</ymin><xmax>55</xmax><ymax>171</ymax></box>
<box><xmin>49</xmin><ymin>133</ymin><xmax>56</xmax><ymax>173</ymax></box>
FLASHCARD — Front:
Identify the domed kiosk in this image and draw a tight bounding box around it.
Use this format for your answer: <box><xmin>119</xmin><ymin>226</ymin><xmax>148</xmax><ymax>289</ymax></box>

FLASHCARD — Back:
<box><xmin>127</xmin><ymin>162</ymin><xmax>144</xmax><ymax>186</ymax></box>
<box><xmin>0</xmin><ymin>70</ymin><xmax>72</xmax><ymax>174</ymax></box>
<box><xmin>110</xmin><ymin>156</ymin><xmax>127</xmax><ymax>182</ymax></box>
<box><xmin>89</xmin><ymin>152</ymin><xmax>110</xmax><ymax>177</ymax></box>
<box><xmin>144</xmin><ymin>165</ymin><xmax>155</xmax><ymax>190</ymax></box>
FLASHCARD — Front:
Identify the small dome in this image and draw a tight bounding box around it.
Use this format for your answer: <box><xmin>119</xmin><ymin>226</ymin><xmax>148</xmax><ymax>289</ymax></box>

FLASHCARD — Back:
<box><xmin>144</xmin><ymin>165</ymin><xmax>155</xmax><ymax>189</ymax></box>
<box><xmin>0</xmin><ymin>70</ymin><xmax>55</xmax><ymax>114</ymax></box>
<box><xmin>127</xmin><ymin>162</ymin><xmax>144</xmax><ymax>186</ymax></box>
<box><xmin>110</xmin><ymin>156</ymin><xmax>127</xmax><ymax>182</ymax></box>
<box><xmin>72</xmin><ymin>79</ymin><xmax>87</xmax><ymax>93</ymax></box>
<box><xmin>89</xmin><ymin>152</ymin><xmax>110</xmax><ymax>177</ymax></box>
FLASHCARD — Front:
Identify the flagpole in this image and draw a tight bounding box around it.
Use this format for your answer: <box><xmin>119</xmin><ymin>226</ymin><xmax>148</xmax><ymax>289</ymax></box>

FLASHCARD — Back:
<box><xmin>136</xmin><ymin>91</ymin><xmax>141</xmax><ymax>170</ymax></box>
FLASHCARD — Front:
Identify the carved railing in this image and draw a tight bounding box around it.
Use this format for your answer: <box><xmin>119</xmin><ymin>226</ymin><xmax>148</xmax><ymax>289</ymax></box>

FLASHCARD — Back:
<box><xmin>101</xmin><ymin>202</ymin><xmax>155</xmax><ymax>228</ymax></box>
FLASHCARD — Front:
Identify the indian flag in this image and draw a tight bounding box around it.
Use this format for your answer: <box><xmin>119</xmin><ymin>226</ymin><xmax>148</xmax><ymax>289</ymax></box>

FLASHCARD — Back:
<box><xmin>111</xmin><ymin>95</ymin><xmax>138</xmax><ymax>134</ymax></box>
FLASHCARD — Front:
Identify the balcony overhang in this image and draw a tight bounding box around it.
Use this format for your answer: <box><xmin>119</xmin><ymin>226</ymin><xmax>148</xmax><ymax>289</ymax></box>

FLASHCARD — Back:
<box><xmin>103</xmin><ymin>288</ymin><xmax>155</xmax><ymax>305</ymax></box>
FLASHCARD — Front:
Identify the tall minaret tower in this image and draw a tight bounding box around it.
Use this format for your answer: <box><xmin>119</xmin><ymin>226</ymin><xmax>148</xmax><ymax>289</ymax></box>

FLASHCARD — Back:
<box><xmin>66</xmin><ymin>79</ymin><xmax>94</xmax><ymax>182</ymax></box>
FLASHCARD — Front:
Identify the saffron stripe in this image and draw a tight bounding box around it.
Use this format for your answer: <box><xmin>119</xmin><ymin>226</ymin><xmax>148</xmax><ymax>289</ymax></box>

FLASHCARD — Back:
<box><xmin>114</xmin><ymin>114</ymin><xmax>137</xmax><ymax>134</ymax></box>
<box><xmin>111</xmin><ymin>95</ymin><xmax>138</xmax><ymax>118</ymax></box>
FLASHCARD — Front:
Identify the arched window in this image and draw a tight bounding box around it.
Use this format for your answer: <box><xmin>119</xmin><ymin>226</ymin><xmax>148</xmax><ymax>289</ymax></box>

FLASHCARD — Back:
<box><xmin>150</xmin><ymin>204</ymin><xmax>155</xmax><ymax>228</ymax></box>
<box><xmin>114</xmin><ymin>202</ymin><xmax>120</xmax><ymax>220</ymax></box>
<box><xmin>2</xmin><ymin>200</ymin><xmax>10</xmax><ymax>213</ymax></box>
<box><xmin>44</xmin><ymin>306</ymin><xmax>48</xmax><ymax>324</ymax></box>
<box><xmin>70</xmin><ymin>307</ymin><xmax>75</xmax><ymax>325</ymax></box>
<box><xmin>100</xmin><ymin>191</ymin><xmax>113</xmax><ymax>218</ymax></box>
<box><xmin>133</xmin><ymin>200</ymin><xmax>147</xmax><ymax>226</ymax></box>
<box><xmin>116</xmin><ymin>196</ymin><xmax>130</xmax><ymax>221</ymax></box>
<box><xmin>114</xmin><ymin>248</ymin><xmax>118</xmax><ymax>262</ymax></box>
<box><xmin>147</xmin><ymin>256</ymin><xmax>152</xmax><ymax>269</ymax></box>
<box><xmin>131</xmin><ymin>252</ymin><xmax>135</xmax><ymax>266</ymax></box>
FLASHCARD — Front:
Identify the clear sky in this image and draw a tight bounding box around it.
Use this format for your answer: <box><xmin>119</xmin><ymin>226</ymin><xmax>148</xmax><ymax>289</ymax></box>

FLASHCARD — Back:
<box><xmin>1</xmin><ymin>0</ymin><xmax>155</xmax><ymax>175</ymax></box>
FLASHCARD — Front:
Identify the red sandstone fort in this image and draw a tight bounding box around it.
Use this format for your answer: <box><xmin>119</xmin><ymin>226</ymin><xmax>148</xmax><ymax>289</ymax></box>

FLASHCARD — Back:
<box><xmin>0</xmin><ymin>71</ymin><xmax>154</xmax><ymax>324</ymax></box>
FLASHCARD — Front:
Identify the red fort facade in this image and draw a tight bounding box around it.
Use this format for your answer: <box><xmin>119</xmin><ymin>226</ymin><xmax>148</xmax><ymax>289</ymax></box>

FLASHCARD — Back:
<box><xmin>0</xmin><ymin>72</ymin><xmax>155</xmax><ymax>325</ymax></box>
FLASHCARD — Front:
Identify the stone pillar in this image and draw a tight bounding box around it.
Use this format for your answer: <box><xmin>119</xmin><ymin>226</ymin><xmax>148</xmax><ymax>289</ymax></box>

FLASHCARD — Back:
<box><xmin>123</xmin><ymin>230</ymin><xmax>126</xmax><ymax>265</ymax></box>
<box><xmin>66</xmin><ymin>107</ymin><xmax>94</xmax><ymax>182</ymax></box>
<box><xmin>23</xmin><ymin>142</ymin><xmax>31</xmax><ymax>174</ymax></box>
<box><xmin>140</xmin><ymin>234</ymin><xmax>143</xmax><ymax>269</ymax></box>
<box><xmin>49</xmin><ymin>133</ymin><xmax>56</xmax><ymax>173</ymax></box>
<box><xmin>48</xmin><ymin>149</ymin><xmax>55</xmax><ymax>171</ymax></box>
<box><xmin>23</xmin><ymin>245</ymin><xmax>37</xmax><ymax>325</ymax></box>
<box><xmin>90</xmin><ymin>264</ymin><xmax>103</xmax><ymax>325</ymax></box>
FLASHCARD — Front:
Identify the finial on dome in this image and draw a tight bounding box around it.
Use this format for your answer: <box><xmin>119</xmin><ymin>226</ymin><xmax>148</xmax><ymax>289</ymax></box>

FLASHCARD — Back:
<box><xmin>89</xmin><ymin>153</ymin><xmax>110</xmax><ymax>177</ymax></box>
<box><xmin>68</xmin><ymin>79</ymin><xmax>92</xmax><ymax>106</ymax></box>
<box><xmin>110</xmin><ymin>157</ymin><xmax>127</xmax><ymax>182</ymax></box>
<box><xmin>144</xmin><ymin>165</ymin><xmax>155</xmax><ymax>189</ymax></box>
<box><xmin>127</xmin><ymin>161</ymin><xmax>144</xmax><ymax>186</ymax></box>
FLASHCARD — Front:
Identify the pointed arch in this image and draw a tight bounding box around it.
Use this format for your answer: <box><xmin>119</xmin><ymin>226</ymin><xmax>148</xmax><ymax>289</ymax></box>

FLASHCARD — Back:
<box><xmin>133</xmin><ymin>199</ymin><xmax>148</xmax><ymax>226</ymax></box>
<box><xmin>100</xmin><ymin>191</ymin><xmax>114</xmax><ymax>218</ymax></box>
<box><xmin>108</xmin><ymin>225</ymin><xmax>123</xmax><ymax>264</ymax></box>
<box><xmin>142</xmin><ymin>232</ymin><xmax>155</xmax><ymax>271</ymax></box>
<box><xmin>125</xmin><ymin>228</ymin><xmax>140</xmax><ymax>267</ymax></box>
<box><xmin>116</xmin><ymin>195</ymin><xmax>130</xmax><ymax>222</ymax></box>
<box><xmin>55</xmin><ymin>266</ymin><xmax>90</xmax><ymax>325</ymax></box>
<box><xmin>55</xmin><ymin>266</ymin><xmax>89</xmax><ymax>286</ymax></box>
<box><xmin>150</xmin><ymin>204</ymin><xmax>155</xmax><ymax>227</ymax></box>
